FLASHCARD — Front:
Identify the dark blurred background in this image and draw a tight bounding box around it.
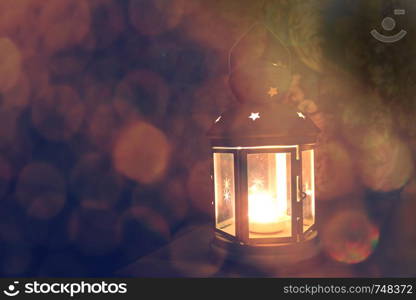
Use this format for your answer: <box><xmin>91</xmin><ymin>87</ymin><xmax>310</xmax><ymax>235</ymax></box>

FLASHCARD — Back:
<box><xmin>0</xmin><ymin>0</ymin><xmax>416</xmax><ymax>277</ymax></box>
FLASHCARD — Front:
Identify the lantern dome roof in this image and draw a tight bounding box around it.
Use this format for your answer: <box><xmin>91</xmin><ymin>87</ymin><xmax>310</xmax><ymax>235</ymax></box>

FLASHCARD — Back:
<box><xmin>207</xmin><ymin>102</ymin><xmax>320</xmax><ymax>147</ymax></box>
<box><xmin>228</xmin><ymin>22</ymin><xmax>292</xmax><ymax>104</ymax></box>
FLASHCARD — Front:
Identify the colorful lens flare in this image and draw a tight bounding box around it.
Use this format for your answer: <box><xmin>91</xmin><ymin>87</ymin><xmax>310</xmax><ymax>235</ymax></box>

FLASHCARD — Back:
<box><xmin>322</xmin><ymin>211</ymin><xmax>380</xmax><ymax>264</ymax></box>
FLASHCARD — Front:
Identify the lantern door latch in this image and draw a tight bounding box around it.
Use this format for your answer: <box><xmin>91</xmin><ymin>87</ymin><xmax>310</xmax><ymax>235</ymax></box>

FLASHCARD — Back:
<box><xmin>296</xmin><ymin>175</ymin><xmax>307</xmax><ymax>203</ymax></box>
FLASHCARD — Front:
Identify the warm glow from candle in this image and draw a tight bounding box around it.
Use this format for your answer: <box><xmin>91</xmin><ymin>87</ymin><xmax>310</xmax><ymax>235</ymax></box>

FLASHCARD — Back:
<box><xmin>249</xmin><ymin>190</ymin><xmax>286</xmax><ymax>224</ymax></box>
<box><xmin>248</xmin><ymin>154</ymin><xmax>289</xmax><ymax>233</ymax></box>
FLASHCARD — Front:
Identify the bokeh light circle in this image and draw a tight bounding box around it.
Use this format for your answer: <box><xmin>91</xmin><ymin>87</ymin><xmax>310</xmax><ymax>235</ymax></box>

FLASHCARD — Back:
<box><xmin>38</xmin><ymin>0</ymin><xmax>91</xmax><ymax>53</ymax></box>
<box><xmin>322</xmin><ymin>210</ymin><xmax>380</xmax><ymax>264</ymax></box>
<box><xmin>113</xmin><ymin>121</ymin><xmax>170</xmax><ymax>184</ymax></box>
<box><xmin>357</xmin><ymin>136</ymin><xmax>413</xmax><ymax>192</ymax></box>
<box><xmin>1</xmin><ymin>72</ymin><xmax>31</xmax><ymax>111</ymax></box>
<box><xmin>0</xmin><ymin>38</ymin><xmax>22</xmax><ymax>93</ymax></box>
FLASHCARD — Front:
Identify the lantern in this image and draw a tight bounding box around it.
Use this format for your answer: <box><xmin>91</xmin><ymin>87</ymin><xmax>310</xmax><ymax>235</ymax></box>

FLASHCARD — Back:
<box><xmin>207</xmin><ymin>23</ymin><xmax>320</xmax><ymax>263</ymax></box>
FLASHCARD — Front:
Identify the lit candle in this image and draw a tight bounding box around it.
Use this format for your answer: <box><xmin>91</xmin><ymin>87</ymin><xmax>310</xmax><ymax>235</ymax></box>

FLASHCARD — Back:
<box><xmin>248</xmin><ymin>190</ymin><xmax>290</xmax><ymax>234</ymax></box>
<box><xmin>248</xmin><ymin>153</ymin><xmax>290</xmax><ymax>234</ymax></box>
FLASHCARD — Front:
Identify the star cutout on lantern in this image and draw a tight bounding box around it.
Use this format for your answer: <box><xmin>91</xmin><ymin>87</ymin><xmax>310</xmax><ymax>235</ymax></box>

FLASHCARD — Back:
<box><xmin>224</xmin><ymin>192</ymin><xmax>231</xmax><ymax>201</ymax></box>
<box><xmin>248</xmin><ymin>112</ymin><xmax>260</xmax><ymax>121</ymax></box>
<box><xmin>297</xmin><ymin>112</ymin><xmax>306</xmax><ymax>119</ymax></box>
<box><xmin>224</xmin><ymin>178</ymin><xmax>231</xmax><ymax>189</ymax></box>
<box><xmin>268</xmin><ymin>87</ymin><xmax>278</xmax><ymax>97</ymax></box>
<box><xmin>223</xmin><ymin>178</ymin><xmax>231</xmax><ymax>201</ymax></box>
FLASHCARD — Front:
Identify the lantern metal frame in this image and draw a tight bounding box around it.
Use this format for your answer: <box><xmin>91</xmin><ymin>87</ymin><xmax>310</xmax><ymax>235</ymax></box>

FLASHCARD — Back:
<box><xmin>207</xmin><ymin>102</ymin><xmax>320</xmax><ymax>263</ymax></box>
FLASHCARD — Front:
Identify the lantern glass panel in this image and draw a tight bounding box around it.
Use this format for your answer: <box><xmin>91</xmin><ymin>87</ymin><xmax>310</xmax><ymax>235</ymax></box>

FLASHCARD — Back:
<box><xmin>247</xmin><ymin>152</ymin><xmax>292</xmax><ymax>238</ymax></box>
<box><xmin>213</xmin><ymin>153</ymin><xmax>236</xmax><ymax>236</ymax></box>
<box><xmin>302</xmin><ymin>149</ymin><xmax>315</xmax><ymax>232</ymax></box>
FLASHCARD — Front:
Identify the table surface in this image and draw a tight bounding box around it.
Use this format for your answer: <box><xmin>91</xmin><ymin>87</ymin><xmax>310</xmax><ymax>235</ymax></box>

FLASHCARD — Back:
<box><xmin>116</xmin><ymin>224</ymin><xmax>374</xmax><ymax>277</ymax></box>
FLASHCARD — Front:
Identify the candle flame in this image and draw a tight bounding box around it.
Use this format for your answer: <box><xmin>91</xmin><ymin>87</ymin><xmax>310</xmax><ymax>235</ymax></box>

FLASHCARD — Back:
<box><xmin>248</xmin><ymin>153</ymin><xmax>288</xmax><ymax>226</ymax></box>
<box><xmin>249</xmin><ymin>191</ymin><xmax>285</xmax><ymax>224</ymax></box>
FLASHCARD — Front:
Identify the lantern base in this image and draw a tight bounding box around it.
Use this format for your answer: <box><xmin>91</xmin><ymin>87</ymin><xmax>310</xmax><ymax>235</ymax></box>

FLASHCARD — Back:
<box><xmin>211</xmin><ymin>231</ymin><xmax>320</xmax><ymax>266</ymax></box>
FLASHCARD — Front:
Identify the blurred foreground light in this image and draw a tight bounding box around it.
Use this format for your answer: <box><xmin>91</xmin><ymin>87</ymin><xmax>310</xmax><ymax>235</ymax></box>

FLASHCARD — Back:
<box><xmin>113</xmin><ymin>121</ymin><xmax>170</xmax><ymax>184</ymax></box>
<box><xmin>358</xmin><ymin>136</ymin><xmax>413</xmax><ymax>192</ymax></box>
<box><xmin>322</xmin><ymin>210</ymin><xmax>379</xmax><ymax>264</ymax></box>
<box><xmin>16</xmin><ymin>163</ymin><xmax>66</xmax><ymax>220</ymax></box>
<box><xmin>337</xmin><ymin>93</ymin><xmax>414</xmax><ymax>191</ymax></box>
<box><xmin>341</xmin><ymin>92</ymin><xmax>394</xmax><ymax>150</ymax></box>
